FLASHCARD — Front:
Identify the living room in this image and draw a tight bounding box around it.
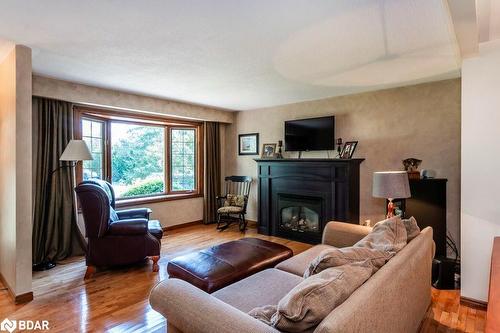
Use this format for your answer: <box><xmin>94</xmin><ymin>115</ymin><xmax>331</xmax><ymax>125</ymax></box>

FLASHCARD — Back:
<box><xmin>0</xmin><ymin>1</ymin><xmax>499</xmax><ymax>332</ymax></box>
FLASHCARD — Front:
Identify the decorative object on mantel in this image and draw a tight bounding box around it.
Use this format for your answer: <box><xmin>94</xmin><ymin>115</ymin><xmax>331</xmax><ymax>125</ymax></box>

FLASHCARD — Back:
<box><xmin>336</xmin><ymin>138</ymin><xmax>343</xmax><ymax>158</ymax></box>
<box><xmin>340</xmin><ymin>141</ymin><xmax>358</xmax><ymax>159</ymax></box>
<box><xmin>402</xmin><ymin>158</ymin><xmax>422</xmax><ymax>180</ymax></box>
<box><xmin>261</xmin><ymin>143</ymin><xmax>277</xmax><ymax>158</ymax></box>
<box><xmin>421</xmin><ymin>169</ymin><xmax>436</xmax><ymax>179</ymax></box>
<box><xmin>372</xmin><ymin>171</ymin><xmax>411</xmax><ymax>219</ymax></box>
<box><xmin>238</xmin><ymin>133</ymin><xmax>259</xmax><ymax>155</ymax></box>
<box><xmin>276</xmin><ymin>140</ymin><xmax>284</xmax><ymax>159</ymax></box>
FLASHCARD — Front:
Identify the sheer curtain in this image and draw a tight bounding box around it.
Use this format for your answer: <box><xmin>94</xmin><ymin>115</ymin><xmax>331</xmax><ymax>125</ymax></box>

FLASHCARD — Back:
<box><xmin>32</xmin><ymin>97</ymin><xmax>85</xmax><ymax>266</ymax></box>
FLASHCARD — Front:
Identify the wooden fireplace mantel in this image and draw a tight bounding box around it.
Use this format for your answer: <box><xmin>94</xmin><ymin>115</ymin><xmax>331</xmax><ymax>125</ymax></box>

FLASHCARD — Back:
<box><xmin>255</xmin><ymin>158</ymin><xmax>364</xmax><ymax>244</ymax></box>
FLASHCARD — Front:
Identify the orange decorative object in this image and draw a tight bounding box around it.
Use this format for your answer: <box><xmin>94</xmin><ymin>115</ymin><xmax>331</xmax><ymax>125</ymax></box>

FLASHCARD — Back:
<box><xmin>387</xmin><ymin>199</ymin><xmax>395</xmax><ymax>218</ymax></box>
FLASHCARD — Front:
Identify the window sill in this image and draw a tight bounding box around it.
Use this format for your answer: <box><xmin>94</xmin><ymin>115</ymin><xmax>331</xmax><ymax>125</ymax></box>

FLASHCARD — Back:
<box><xmin>115</xmin><ymin>193</ymin><xmax>203</xmax><ymax>208</ymax></box>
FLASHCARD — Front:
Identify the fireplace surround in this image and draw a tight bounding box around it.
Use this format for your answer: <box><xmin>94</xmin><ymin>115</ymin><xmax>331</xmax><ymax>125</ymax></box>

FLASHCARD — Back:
<box><xmin>255</xmin><ymin>158</ymin><xmax>364</xmax><ymax>244</ymax></box>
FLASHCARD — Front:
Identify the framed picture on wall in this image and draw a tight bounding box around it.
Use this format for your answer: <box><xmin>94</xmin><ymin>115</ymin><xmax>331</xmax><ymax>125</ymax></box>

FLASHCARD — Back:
<box><xmin>238</xmin><ymin>133</ymin><xmax>259</xmax><ymax>155</ymax></box>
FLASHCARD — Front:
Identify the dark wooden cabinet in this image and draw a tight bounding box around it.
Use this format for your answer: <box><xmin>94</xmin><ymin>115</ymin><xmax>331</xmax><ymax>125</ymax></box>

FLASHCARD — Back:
<box><xmin>255</xmin><ymin>158</ymin><xmax>364</xmax><ymax>244</ymax></box>
<box><xmin>393</xmin><ymin>178</ymin><xmax>447</xmax><ymax>257</ymax></box>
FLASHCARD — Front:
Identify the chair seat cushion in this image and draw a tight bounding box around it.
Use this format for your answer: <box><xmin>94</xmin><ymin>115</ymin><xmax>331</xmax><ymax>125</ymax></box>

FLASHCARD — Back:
<box><xmin>148</xmin><ymin>220</ymin><xmax>163</xmax><ymax>240</ymax></box>
<box><xmin>217</xmin><ymin>206</ymin><xmax>243</xmax><ymax>214</ymax></box>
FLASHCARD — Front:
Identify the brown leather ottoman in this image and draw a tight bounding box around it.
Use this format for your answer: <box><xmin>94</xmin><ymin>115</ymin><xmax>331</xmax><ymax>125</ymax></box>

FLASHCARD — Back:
<box><xmin>167</xmin><ymin>238</ymin><xmax>293</xmax><ymax>293</ymax></box>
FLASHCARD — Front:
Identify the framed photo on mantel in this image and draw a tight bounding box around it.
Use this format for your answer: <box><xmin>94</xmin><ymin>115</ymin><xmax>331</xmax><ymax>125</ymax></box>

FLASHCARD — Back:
<box><xmin>238</xmin><ymin>133</ymin><xmax>259</xmax><ymax>155</ymax></box>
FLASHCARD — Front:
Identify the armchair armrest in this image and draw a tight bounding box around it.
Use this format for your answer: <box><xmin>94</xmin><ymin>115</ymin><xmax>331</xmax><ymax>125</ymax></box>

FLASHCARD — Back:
<box><xmin>150</xmin><ymin>278</ymin><xmax>280</xmax><ymax>333</ymax></box>
<box><xmin>322</xmin><ymin>221</ymin><xmax>372</xmax><ymax>248</ymax></box>
<box><xmin>116</xmin><ymin>208</ymin><xmax>152</xmax><ymax>220</ymax></box>
<box><xmin>108</xmin><ymin>218</ymin><xmax>148</xmax><ymax>236</ymax></box>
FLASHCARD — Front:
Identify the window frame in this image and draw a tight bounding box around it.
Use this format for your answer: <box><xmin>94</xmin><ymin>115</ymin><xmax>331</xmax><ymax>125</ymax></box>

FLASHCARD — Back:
<box><xmin>74</xmin><ymin>106</ymin><xmax>204</xmax><ymax>207</ymax></box>
<box><xmin>81</xmin><ymin>116</ymin><xmax>107</xmax><ymax>182</ymax></box>
<box><xmin>168</xmin><ymin>126</ymin><xmax>198</xmax><ymax>195</ymax></box>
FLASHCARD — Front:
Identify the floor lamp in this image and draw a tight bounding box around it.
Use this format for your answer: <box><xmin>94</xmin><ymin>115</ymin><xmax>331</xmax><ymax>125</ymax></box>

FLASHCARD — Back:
<box><xmin>33</xmin><ymin>140</ymin><xmax>93</xmax><ymax>271</ymax></box>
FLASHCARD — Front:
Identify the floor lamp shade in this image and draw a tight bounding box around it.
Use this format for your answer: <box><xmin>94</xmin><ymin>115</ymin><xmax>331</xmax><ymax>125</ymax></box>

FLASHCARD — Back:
<box><xmin>60</xmin><ymin>140</ymin><xmax>93</xmax><ymax>161</ymax></box>
<box><xmin>372</xmin><ymin>171</ymin><xmax>411</xmax><ymax>200</ymax></box>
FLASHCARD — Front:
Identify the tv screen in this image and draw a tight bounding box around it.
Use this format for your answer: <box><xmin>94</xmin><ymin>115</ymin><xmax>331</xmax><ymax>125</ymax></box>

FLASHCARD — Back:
<box><xmin>285</xmin><ymin>116</ymin><xmax>335</xmax><ymax>151</ymax></box>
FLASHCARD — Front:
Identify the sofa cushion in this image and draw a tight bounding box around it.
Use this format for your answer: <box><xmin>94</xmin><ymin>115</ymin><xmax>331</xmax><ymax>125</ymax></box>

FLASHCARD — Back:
<box><xmin>402</xmin><ymin>216</ymin><xmax>420</xmax><ymax>241</ymax></box>
<box><xmin>304</xmin><ymin>246</ymin><xmax>392</xmax><ymax>278</ymax></box>
<box><xmin>249</xmin><ymin>261</ymin><xmax>374</xmax><ymax>332</ymax></box>
<box><xmin>275</xmin><ymin>244</ymin><xmax>333</xmax><ymax>276</ymax></box>
<box><xmin>213</xmin><ymin>268</ymin><xmax>303</xmax><ymax>313</ymax></box>
<box><xmin>354</xmin><ymin>216</ymin><xmax>407</xmax><ymax>253</ymax></box>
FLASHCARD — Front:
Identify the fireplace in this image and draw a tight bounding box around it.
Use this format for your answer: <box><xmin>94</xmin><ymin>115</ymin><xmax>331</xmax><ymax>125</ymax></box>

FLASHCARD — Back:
<box><xmin>255</xmin><ymin>158</ymin><xmax>363</xmax><ymax>244</ymax></box>
<box><xmin>278</xmin><ymin>194</ymin><xmax>322</xmax><ymax>235</ymax></box>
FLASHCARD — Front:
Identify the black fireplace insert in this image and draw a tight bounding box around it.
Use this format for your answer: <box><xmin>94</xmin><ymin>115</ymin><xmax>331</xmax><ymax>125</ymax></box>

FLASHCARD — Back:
<box><xmin>277</xmin><ymin>193</ymin><xmax>323</xmax><ymax>242</ymax></box>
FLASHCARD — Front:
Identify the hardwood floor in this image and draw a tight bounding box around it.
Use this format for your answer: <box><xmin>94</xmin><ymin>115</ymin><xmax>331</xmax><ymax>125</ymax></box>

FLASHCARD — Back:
<box><xmin>0</xmin><ymin>223</ymin><xmax>486</xmax><ymax>332</ymax></box>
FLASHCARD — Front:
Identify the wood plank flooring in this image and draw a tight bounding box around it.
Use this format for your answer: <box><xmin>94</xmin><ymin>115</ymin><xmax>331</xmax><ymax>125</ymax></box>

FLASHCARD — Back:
<box><xmin>0</xmin><ymin>223</ymin><xmax>486</xmax><ymax>332</ymax></box>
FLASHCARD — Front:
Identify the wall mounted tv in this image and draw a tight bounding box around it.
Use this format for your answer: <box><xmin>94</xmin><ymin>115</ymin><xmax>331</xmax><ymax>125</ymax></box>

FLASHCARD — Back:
<box><xmin>285</xmin><ymin>116</ymin><xmax>335</xmax><ymax>151</ymax></box>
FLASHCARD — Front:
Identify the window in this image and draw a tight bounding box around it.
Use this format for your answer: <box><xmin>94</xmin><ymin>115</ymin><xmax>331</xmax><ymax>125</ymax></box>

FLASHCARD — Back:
<box><xmin>170</xmin><ymin>128</ymin><xmax>196</xmax><ymax>192</ymax></box>
<box><xmin>111</xmin><ymin>122</ymin><xmax>165</xmax><ymax>198</ymax></box>
<box><xmin>75</xmin><ymin>107</ymin><xmax>203</xmax><ymax>204</ymax></box>
<box><xmin>82</xmin><ymin>118</ymin><xmax>105</xmax><ymax>180</ymax></box>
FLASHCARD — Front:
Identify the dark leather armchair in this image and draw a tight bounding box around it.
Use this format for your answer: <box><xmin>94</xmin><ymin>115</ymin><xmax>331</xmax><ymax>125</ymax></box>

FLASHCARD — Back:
<box><xmin>75</xmin><ymin>179</ymin><xmax>163</xmax><ymax>278</ymax></box>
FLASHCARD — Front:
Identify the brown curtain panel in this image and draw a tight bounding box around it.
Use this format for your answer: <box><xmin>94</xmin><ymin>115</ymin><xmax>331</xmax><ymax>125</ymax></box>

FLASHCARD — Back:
<box><xmin>32</xmin><ymin>97</ymin><xmax>85</xmax><ymax>265</ymax></box>
<box><xmin>203</xmin><ymin>122</ymin><xmax>221</xmax><ymax>224</ymax></box>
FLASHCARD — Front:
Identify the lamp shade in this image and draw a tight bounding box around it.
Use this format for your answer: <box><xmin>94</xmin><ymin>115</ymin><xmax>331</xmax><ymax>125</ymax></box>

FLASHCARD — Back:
<box><xmin>372</xmin><ymin>171</ymin><xmax>411</xmax><ymax>199</ymax></box>
<box><xmin>60</xmin><ymin>140</ymin><xmax>93</xmax><ymax>161</ymax></box>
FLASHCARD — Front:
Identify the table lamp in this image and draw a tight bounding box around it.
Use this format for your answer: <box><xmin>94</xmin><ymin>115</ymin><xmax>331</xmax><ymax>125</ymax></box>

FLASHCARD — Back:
<box><xmin>372</xmin><ymin>171</ymin><xmax>411</xmax><ymax>218</ymax></box>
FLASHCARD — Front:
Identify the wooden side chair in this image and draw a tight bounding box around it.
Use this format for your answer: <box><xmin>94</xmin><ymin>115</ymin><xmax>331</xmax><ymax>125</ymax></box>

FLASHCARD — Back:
<box><xmin>216</xmin><ymin>176</ymin><xmax>252</xmax><ymax>231</ymax></box>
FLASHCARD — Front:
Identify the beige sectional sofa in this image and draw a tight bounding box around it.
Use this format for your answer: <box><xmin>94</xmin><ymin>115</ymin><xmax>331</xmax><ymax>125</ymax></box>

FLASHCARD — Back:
<box><xmin>150</xmin><ymin>221</ymin><xmax>435</xmax><ymax>333</ymax></box>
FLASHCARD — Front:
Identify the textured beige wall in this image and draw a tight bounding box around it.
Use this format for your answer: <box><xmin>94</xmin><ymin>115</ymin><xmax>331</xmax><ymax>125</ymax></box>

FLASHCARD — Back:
<box><xmin>226</xmin><ymin>79</ymin><xmax>461</xmax><ymax>246</ymax></box>
<box><xmin>32</xmin><ymin>75</ymin><xmax>235</xmax><ymax>123</ymax></box>
<box><xmin>0</xmin><ymin>45</ymin><xmax>32</xmax><ymax>296</ymax></box>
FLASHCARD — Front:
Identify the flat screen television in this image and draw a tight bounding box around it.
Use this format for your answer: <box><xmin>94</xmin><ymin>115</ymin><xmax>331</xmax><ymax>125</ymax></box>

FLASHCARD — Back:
<box><xmin>285</xmin><ymin>116</ymin><xmax>335</xmax><ymax>151</ymax></box>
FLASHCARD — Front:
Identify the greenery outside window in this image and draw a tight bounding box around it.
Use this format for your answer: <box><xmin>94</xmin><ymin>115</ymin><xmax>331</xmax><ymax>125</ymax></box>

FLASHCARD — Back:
<box><xmin>74</xmin><ymin>107</ymin><xmax>203</xmax><ymax>205</ymax></box>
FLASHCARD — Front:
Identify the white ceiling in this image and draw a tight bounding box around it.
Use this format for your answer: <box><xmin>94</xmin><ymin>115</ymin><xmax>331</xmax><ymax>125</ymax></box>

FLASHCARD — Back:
<box><xmin>0</xmin><ymin>0</ymin><xmax>461</xmax><ymax>110</ymax></box>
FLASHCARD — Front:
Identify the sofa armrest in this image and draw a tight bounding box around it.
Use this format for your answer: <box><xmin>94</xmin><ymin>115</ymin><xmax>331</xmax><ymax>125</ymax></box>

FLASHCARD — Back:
<box><xmin>150</xmin><ymin>278</ymin><xmax>280</xmax><ymax>333</ymax></box>
<box><xmin>116</xmin><ymin>208</ymin><xmax>152</xmax><ymax>219</ymax></box>
<box><xmin>322</xmin><ymin>221</ymin><xmax>372</xmax><ymax>247</ymax></box>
